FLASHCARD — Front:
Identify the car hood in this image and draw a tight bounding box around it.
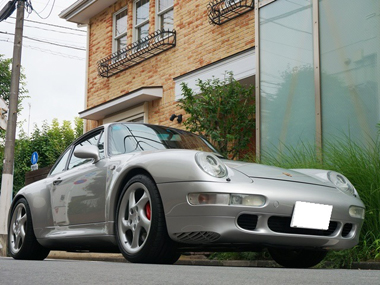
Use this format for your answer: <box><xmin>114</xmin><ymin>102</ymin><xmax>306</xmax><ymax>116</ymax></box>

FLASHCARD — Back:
<box><xmin>224</xmin><ymin>160</ymin><xmax>333</xmax><ymax>187</ymax></box>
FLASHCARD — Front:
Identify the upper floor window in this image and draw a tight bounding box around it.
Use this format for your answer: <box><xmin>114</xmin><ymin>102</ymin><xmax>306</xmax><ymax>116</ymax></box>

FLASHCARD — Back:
<box><xmin>113</xmin><ymin>7</ymin><xmax>128</xmax><ymax>53</ymax></box>
<box><xmin>135</xmin><ymin>0</ymin><xmax>150</xmax><ymax>42</ymax></box>
<box><xmin>157</xmin><ymin>0</ymin><xmax>173</xmax><ymax>30</ymax></box>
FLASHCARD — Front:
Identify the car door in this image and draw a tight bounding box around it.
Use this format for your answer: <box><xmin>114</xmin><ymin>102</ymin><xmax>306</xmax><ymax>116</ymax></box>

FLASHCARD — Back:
<box><xmin>50</xmin><ymin>130</ymin><xmax>107</xmax><ymax>226</ymax></box>
<box><xmin>48</xmin><ymin>147</ymin><xmax>72</xmax><ymax>226</ymax></box>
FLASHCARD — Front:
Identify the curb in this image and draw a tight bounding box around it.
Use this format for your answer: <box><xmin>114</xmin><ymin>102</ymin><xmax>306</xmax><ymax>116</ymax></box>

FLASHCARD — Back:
<box><xmin>47</xmin><ymin>252</ymin><xmax>380</xmax><ymax>270</ymax></box>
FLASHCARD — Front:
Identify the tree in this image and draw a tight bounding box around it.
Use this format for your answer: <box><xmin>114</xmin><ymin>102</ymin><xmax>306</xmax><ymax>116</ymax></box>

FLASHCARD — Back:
<box><xmin>0</xmin><ymin>118</ymin><xmax>84</xmax><ymax>194</ymax></box>
<box><xmin>0</xmin><ymin>54</ymin><xmax>29</xmax><ymax>141</ymax></box>
<box><xmin>179</xmin><ymin>72</ymin><xmax>255</xmax><ymax>159</ymax></box>
<box><xmin>0</xmin><ymin>54</ymin><xmax>28</xmax><ymax>110</ymax></box>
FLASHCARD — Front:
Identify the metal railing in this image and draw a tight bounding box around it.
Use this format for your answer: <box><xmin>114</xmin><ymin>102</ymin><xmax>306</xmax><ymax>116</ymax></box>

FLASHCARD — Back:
<box><xmin>97</xmin><ymin>29</ymin><xmax>176</xmax><ymax>78</ymax></box>
<box><xmin>207</xmin><ymin>0</ymin><xmax>254</xmax><ymax>25</ymax></box>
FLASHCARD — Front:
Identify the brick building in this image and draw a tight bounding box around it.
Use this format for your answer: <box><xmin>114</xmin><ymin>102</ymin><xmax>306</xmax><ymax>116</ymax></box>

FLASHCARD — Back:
<box><xmin>61</xmin><ymin>0</ymin><xmax>380</xmax><ymax>157</ymax></box>
<box><xmin>60</xmin><ymin>0</ymin><xmax>255</xmax><ymax>132</ymax></box>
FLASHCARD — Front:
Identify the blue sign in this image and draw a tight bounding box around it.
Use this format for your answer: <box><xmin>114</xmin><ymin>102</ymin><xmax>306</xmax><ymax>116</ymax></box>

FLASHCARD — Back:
<box><xmin>31</xmin><ymin>152</ymin><xmax>38</xmax><ymax>165</ymax></box>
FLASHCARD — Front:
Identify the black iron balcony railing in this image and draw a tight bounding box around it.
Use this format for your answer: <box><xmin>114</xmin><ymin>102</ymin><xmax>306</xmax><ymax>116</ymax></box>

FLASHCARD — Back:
<box><xmin>98</xmin><ymin>29</ymin><xmax>176</xmax><ymax>78</ymax></box>
<box><xmin>207</xmin><ymin>0</ymin><xmax>254</xmax><ymax>25</ymax></box>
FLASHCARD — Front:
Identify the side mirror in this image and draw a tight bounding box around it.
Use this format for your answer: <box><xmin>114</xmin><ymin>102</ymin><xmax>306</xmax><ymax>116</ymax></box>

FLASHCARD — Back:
<box><xmin>74</xmin><ymin>145</ymin><xmax>100</xmax><ymax>163</ymax></box>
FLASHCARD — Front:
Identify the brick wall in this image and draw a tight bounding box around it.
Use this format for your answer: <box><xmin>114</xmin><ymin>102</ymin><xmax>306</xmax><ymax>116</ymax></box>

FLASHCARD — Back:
<box><xmin>86</xmin><ymin>0</ymin><xmax>255</xmax><ymax>129</ymax></box>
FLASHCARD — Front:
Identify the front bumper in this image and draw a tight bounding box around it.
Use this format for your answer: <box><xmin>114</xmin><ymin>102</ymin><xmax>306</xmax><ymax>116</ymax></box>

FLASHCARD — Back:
<box><xmin>157</xmin><ymin>179</ymin><xmax>365</xmax><ymax>250</ymax></box>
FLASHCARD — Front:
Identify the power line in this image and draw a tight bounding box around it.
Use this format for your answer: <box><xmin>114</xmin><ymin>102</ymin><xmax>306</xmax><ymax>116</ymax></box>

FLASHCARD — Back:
<box><xmin>3</xmin><ymin>20</ymin><xmax>86</xmax><ymax>36</ymax></box>
<box><xmin>9</xmin><ymin>16</ymin><xmax>86</xmax><ymax>32</ymax></box>
<box><xmin>29</xmin><ymin>0</ymin><xmax>56</xmax><ymax>20</ymax></box>
<box><xmin>1</xmin><ymin>25</ymin><xmax>86</xmax><ymax>47</ymax></box>
<box><xmin>0</xmin><ymin>38</ymin><xmax>85</xmax><ymax>60</ymax></box>
<box><xmin>36</xmin><ymin>0</ymin><xmax>52</xmax><ymax>14</ymax></box>
<box><xmin>0</xmin><ymin>30</ymin><xmax>86</xmax><ymax>50</ymax></box>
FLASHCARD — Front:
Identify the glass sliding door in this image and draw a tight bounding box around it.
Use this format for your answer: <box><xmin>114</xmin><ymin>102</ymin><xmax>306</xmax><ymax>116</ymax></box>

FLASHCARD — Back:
<box><xmin>259</xmin><ymin>0</ymin><xmax>316</xmax><ymax>154</ymax></box>
<box><xmin>319</xmin><ymin>0</ymin><xmax>380</xmax><ymax>144</ymax></box>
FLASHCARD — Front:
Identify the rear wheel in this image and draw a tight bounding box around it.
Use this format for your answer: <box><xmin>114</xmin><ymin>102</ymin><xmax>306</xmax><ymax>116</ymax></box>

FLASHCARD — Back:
<box><xmin>268</xmin><ymin>247</ymin><xmax>327</xmax><ymax>268</ymax></box>
<box><xmin>8</xmin><ymin>198</ymin><xmax>50</xmax><ymax>260</ymax></box>
<box><xmin>115</xmin><ymin>174</ymin><xmax>180</xmax><ymax>264</ymax></box>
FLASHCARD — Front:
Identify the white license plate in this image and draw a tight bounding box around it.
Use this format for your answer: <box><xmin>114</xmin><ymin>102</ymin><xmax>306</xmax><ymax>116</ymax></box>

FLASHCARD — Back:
<box><xmin>291</xmin><ymin>201</ymin><xmax>333</xmax><ymax>230</ymax></box>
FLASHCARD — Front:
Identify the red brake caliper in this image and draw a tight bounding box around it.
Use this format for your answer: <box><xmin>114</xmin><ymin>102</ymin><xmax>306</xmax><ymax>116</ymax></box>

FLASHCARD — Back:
<box><xmin>145</xmin><ymin>202</ymin><xmax>151</xmax><ymax>220</ymax></box>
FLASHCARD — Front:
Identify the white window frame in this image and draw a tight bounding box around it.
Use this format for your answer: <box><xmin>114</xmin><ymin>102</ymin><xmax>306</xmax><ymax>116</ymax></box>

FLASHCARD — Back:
<box><xmin>174</xmin><ymin>49</ymin><xmax>255</xmax><ymax>101</ymax></box>
<box><xmin>156</xmin><ymin>0</ymin><xmax>174</xmax><ymax>31</ymax></box>
<box><xmin>112</xmin><ymin>6</ymin><xmax>128</xmax><ymax>54</ymax></box>
<box><xmin>225</xmin><ymin>0</ymin><xmax>242</xmax><ymax>5</ymax></box>
<box><xmin>133</xmin><ymin>0</ymin><xmax>150</xmax><ymax>45</ymax></box>
<box><xmin>103</xmin><ymin>103</ymin><xmax>149</xmax><ymax>124</ymax></box>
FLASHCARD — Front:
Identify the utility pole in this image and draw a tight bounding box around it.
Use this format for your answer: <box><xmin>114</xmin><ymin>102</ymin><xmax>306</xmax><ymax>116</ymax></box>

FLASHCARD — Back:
<box><xmin>0</xmin><ymin>0</ymin><xmax>25</xmax><ymax>256</ymax></box>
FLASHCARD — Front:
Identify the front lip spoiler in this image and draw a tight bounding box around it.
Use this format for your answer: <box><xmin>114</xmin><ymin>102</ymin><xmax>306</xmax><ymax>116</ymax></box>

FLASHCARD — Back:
<box><xmin>249</xmin><ymin>176</ymin><xmax>335</xmax><ymax>189</ymax></box>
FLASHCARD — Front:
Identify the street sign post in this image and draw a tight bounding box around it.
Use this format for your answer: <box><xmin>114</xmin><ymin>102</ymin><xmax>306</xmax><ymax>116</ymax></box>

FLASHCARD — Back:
<box><xmin>31</xmin><ymin>151</ymin><xmax>38</xmax><ymax>165</ymax></box>
<box><xmin>31</xmin><ymin>152</ymin><xmax>38</xmax><ymax>171</ymax></box>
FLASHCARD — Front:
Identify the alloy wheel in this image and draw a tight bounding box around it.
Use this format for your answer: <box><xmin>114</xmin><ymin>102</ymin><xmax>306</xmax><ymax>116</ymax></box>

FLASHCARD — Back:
<box><xmin>117</xmin><ymin>182</ymin><xmax>152</xmax><ymax>254</ymax></box>
<box><xmin>9</xmin><ymin>203</ymin><xmax>27</xmax><ymax>254</ymax></box>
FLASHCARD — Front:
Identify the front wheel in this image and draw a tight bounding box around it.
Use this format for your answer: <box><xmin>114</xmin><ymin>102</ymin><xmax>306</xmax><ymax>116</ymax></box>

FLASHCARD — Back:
<box><xmin>8</xmin><ymin>198</ymin><xmax>50</xmax><ymax>260</ymax></box>
<box><xmin>115</xmin><ymin>174</ymin><xmax>180</xmax><ymax>264</ymax></box>
<box><xmin>268</xmin><ymin>247</ymin><xmax>327</xmax><ymax>268</ymax></box>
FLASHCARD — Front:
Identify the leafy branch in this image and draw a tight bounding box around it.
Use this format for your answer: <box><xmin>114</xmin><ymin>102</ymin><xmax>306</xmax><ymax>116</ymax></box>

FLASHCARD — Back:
<box><xmin>179</xmin><ymin>72</ymin><xmax>255</xmax><ymax>159</ymax></box>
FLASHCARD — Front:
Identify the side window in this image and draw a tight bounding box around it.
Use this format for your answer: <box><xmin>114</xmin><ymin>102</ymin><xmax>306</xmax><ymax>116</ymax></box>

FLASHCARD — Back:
<box><xmin>50</xmin><ymin>148</ymin><xmax>71</xmax><ymax>176</ymax></box>
<box><xmin>109</xmin><ymin>124</ymin><xmax>137</xmax><ymax>155</ymax></box>
<box><xmin>68</xmin><ymin>131</ymin><xmax>103</xmax><ymax>170</ymax></box>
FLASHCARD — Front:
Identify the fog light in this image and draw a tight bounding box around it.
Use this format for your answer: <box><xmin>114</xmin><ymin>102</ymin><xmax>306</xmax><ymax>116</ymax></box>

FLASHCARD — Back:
<box><xmin>230</xmin><ymin>194</ymin><xmax>266</xmax><ymax>207</ymax></box>
<box><xmin>188</xmin><ymin>193</ymin><xmax>230</xmax><ymax>205</ymax></box>
<box><xmin>243</xmin><ymin>195</ymin><xmax>266</xmax><ymax>206</ymax></box>
<box><xmin>349</xmin><ymin>206</ymin><xmax>365</xmax><ymax>219</ymax></box>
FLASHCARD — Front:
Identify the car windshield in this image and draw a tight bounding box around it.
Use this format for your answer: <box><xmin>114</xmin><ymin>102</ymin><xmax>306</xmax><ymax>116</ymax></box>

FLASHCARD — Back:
<box><xmin>108</xmin><ymin>123</ymin><xmax>221</xmax><ymax>156</ymax></box>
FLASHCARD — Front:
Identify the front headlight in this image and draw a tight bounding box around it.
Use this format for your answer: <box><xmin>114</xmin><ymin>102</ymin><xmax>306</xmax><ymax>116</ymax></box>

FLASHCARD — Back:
<box><xmin>327</xmin><ymin>171</ymin><xmax>358</xmax><ymax>197</ymax></box>
<box><xmin>195</xmin><ymin>152</ymin><xmax>228</xmax><ymax>178</ymax></box>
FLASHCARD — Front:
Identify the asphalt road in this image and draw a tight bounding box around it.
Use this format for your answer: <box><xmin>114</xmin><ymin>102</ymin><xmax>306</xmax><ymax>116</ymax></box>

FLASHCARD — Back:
<box><xmin>1</xmin><ymin>257</ymin><xmax>379</xmax><ymax>285</ymax></box>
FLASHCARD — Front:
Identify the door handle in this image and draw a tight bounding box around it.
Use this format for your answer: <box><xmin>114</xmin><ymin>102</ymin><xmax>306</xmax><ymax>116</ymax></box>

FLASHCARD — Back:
<box><xmin>53</xmin><ymin>178</ymin><xmax>63</xmax><ymax>186</ymax></box>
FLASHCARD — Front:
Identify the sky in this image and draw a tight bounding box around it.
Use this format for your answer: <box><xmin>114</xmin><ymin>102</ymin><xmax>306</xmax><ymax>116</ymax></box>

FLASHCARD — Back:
<box><xmin>0</xmin><ymin>0</ymin><xmax>86</xmax><ymax>135</ymax></box>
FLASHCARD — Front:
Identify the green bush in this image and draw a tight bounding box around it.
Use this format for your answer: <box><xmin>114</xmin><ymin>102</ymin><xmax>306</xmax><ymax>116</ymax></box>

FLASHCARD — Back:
<box><xmin>179</xmin><ymin>72</ymin><xmax>255</xmax><ymax>160</ymax></box>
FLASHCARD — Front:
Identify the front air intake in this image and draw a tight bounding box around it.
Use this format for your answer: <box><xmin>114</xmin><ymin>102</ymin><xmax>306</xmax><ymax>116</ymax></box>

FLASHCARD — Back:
<box><xmin>342</xmin><ymin>223</ymin><xmax>353</xmax><ymax>237</ymax></box>
<box><xmin>268</xmin><ymin>216</ymin><xmax>338</xmax><ymax>236</ymax></box>
<box><xmin>237</xmin><ymin>214</ymin><xmax>258</xmax><ymax>231</ymax></box>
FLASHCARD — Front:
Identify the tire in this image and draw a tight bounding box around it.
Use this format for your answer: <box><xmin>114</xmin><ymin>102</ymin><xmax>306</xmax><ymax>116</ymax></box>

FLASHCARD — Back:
<box><xmin>115</xmin><ymin>174</ymin><xmax>180</xmax><ymax>264</ymax></box>
<box><xmin>8</xmin><ymin>198</ymin><xmax>50</xmax><ymax>260</ymax></box>
<box><xmin>268</xmin><ymin>247</ymin><xmax>327</xmax><ymax>268</ymax></box>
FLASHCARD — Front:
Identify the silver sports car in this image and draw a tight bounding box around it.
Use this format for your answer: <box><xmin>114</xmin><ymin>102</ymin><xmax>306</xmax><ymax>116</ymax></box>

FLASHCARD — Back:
<box><xmin>8</xmin><ymin>123</ymin><xmax>365</xmax><ymax>268</ymax></box>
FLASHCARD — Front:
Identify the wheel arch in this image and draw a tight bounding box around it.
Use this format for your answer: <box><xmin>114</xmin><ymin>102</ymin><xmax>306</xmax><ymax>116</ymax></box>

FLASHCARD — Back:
<box><xmin>8</xmin><ymin>181</ymin><xmax>54</xmax><ymax>239</ymax></box>
<box><xmin>109</xmin><ymin>167</ymin><xmax>159</xmax><ymax>224</ymax></box>
<box><xmin>7</xmin><ymin>194</ymin><xmax>27</xmax><ymax>229</ymax></box>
